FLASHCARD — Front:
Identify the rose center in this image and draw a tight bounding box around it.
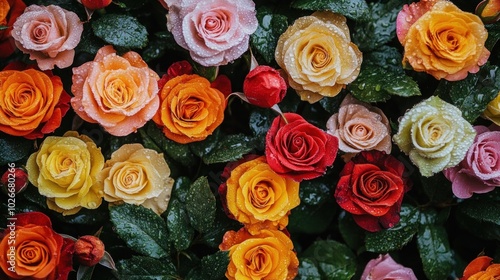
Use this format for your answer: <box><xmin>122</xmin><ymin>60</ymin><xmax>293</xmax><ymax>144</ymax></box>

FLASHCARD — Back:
<box><xmin>245</xmin><ymin>246</ymin><xmax>274</xmax><ymax>277</ymax></box>
<box><xmin>199</xmin><ymin>10</ymin><xmax>230</xmax><ymax>38</ymax></box>
<box><xmin>30</xmin><ymin>20</ymin><xmax>52</xmax><ymax>44</ymax></box>
<box><xmin>250</xmin><ymin>182</ymin><xmax>274</xmax><ymax>209</ymax></box>
<box><xmin>310</xmin><ymin>46</ymin><xmax>330</xmax><ymax>69</ymax></box>
<box><xmin>18</xmin><ymin>240</ymin><xmax>50</xmax><ymax>267</ymax></box>
<box><xmin>103</xmin><ymin>79</ymin><xmax>133</xmax><ymax>109</ymax></box>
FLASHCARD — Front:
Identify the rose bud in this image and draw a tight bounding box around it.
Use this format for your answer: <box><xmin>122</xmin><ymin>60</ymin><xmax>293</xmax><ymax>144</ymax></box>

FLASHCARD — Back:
<box><xmin>243</xmin><ymin>65</ymin><xmax>287</xmax><ymax>108</ymax></box>
<box><xmin>1</xmin><ymin>166</ymin><xmax>29</xmax><ymax>195</ymax></box>
<box><xmin>476</xmin><ymin>0</ymin><xmax>500</xmax><ymax>23</ymax></box>
<box><xmin>74</xmin><ymin>235</ymin><xmax>105</xmax><ymax>266</ymax></box>
<box><xmin>80</xmin><ymin>0</ymin><xmax>112</xmax><ymax>10</ymax></box>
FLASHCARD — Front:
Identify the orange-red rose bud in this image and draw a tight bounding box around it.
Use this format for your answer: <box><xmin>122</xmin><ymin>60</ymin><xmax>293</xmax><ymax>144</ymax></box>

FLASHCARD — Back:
<box><xmin>74</xmin><ymin>235</ymin><xmax>105</xmax><ymax>266</ymax></box>
<box><xmin>1</xmin><ymin>166</ymin><xmax>28</xmax><ymax>195</ymax></box>
<box><xmin>81</xmin><ymin>0</ymin><xmax>112</xmax><ymax>10</ymax></box>
<box><xmin>243</xmin><ymin>65</ymin><xmax>287</xmax><ymax>108</ymax></box>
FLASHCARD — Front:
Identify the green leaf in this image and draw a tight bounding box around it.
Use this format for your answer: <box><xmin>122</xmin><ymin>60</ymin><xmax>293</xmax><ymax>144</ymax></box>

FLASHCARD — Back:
<box><xmin>171</xmin><ymin>176</ymin><xmax>192</xmax><ymax>204</ymax></box>
<box><xmin>365</xmin><ymin>204</ymin><xmax>420</xmax><ymax>252</ymax></box>
<box><xmin>436</xmin><ymin>64</ymin><xmax>500</xmax><ymax>123</ymax></box>
<box><xmin>455</xmin><ymin>192</ymin><xmax>500</xmax><ymax>240</ymax></box>
<box><xmin>338</xmin><ymin>212</ymin><xmax>365</xmax><ymax>252</ymax></box>
<box><xmin>186</xmin><ymin>176</ymin><xmax>216</xmax><ymax>233</ymax></box>
<box><xmin>291</xmin><ymin>0</ymin><xmax>369</xmax><ymax>20</ymax></box>
<box><xmin>0</xmin><ymin>25</ymin><xmax>8</xmax><ymax>31</ymax></box>
<box><xmin>364</xmin><ymin>45</ymin><xmax>404</xmax><ymax>74</ymax></box>
<box><xmin>76</xmin><ymin>24</ymin><xmax>105</xmax><ymax>55</ymax></box>
<box><xmin>192</xmin><ymin>63</ymin><xmax>218</xmax><ymax>82</ymax></box>
<box><xmin>485</xmin><ymin>23</ymin><xmax>500</xmax><ymax>51</ymax></box>
<box><xmin>92</xmin><ymin>14</ymin><xmax>148</xmax><ymax>49</ymax></box>
<box><xmin>202</xmin><ymin>134</ymin><xmax>255</xmax><ymax>165</ymax></box>
<box><xmin>297</xmin><ymin>258</ymin><xmax>321</xmax><ymax>280</ymax></box>
<box><xmin>0</xmin><ymin>134</ymin><xmax>33</xmax><ymax>166</ymax></box>
<box><xmin>420</xmin><ymin>173</ymin><xmax>454</xmax><ymax>204</ymax></box>
<box><xmin>76</xmin><ymin>265</ymin><xmax>95</xmax><ymax>280</ymax></box>
<box><xmin>251</xmin><ymin>6</ymin><xmax>289</xmax><ymax>64</ymax></box>
<box><xmin>417</xmin><ymin>224</ymin><xmax>454</xmax><ymax>280</ymax></box>
<box><xmin>117</xmin><ymin>256</ymin><xmax>177</xmax><ymax>280</ymax></box>
<box><xmin>109</xmin><ymin>204</ymin><xmax>169</xmax><ymax>258</ymax></box>
<box><xmin>165</xmin><ymin>198</ymin><xmax>194</xmax><ymax>251</ymax></box>
<box><xmin>200</xmin><ymin>251</ymin><xmax>230</xmax><ymax>280</ymax></box>
<box><xmin>248</xmin><ymin>109</ymin><xmax>274</xmax><ymax>151</ymax></box>
<box><xmin>189</xmin><ymin>129</ymin><xmax>221</xmax><ymax>158</ymax></box>
<box><xmin>348</xmin><ymin>65</ymin><xmax>421</xmax><ymax>102</ymax></box>
<box><xmin>301</xmin><ymin>240</ymin><xmax>357</xmax><ymax>280</ymax></box>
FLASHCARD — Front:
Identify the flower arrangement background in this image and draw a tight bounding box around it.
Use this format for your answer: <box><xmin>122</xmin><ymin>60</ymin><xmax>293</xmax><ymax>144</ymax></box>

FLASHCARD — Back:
<box><xmin>0</xmin><ymin>0</ymin><xmax>499</xmax><ymax>279</ymax></box>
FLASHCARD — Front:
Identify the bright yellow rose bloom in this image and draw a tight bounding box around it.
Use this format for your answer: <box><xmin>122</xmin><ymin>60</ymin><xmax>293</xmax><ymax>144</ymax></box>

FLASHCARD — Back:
<box><xmin>96</xmin><ymin>143</ymin><xmax>174</xmax><ymax>215</ymax></box>
<box><xmin>483</xmin><ymin>91</ymin><xmax>500</xmax><ymax>126</ymax></box>
<box><xmin>275</xmin><ymin>11</ymin><xmax>362</xmax><ymax>103</ymax></box>
<box><xmin>26</xmin><ymin>131</ymin><xmax>105</xmax><ymax>215</ymax></box>
<box><xmin>220</xmin><ymin>228</ymin><xmax>299</xmax><ymax>280</ymax></box>
<box><xmin>225</xmin><ymin>156</ymin><xmax>300</xmax><ymax>234</ymax></box>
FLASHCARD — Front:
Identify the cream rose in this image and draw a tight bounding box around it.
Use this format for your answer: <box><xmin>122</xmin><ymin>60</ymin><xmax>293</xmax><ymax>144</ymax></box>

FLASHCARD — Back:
<box><xmin>96</xmin><ymin>144</ymin><xmax>174</xmax><ymax>215</ymax></box>
<box><xmin>275</xmin><ymin>11</ymin><xmax>362</xmax><ymax>103</ymax></box>
<box><xmin>393</xmin><ymin>96</ymin><xmax>476</xmax><ymax>177</ymax></box>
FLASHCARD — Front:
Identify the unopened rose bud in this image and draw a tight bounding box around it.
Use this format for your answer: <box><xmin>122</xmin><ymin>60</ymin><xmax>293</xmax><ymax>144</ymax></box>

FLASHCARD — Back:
<box><xmin>476</xmin><ymin>0</ymin><xmax>500</xmax><ymax>23</ymax></box>
<box><xmin>75</xmin><ymin>235</ymin><xmax>105</xmax><ymax>266</ymax></box>
<box><xmin>81</xmin><ymin>0</ymin><xmax>112</xmax><ymax>10</ymax></box>
<box><xmin>1</xmin><ymin>166</ymin><xmax>29</xmax><ymax>195</ymax></box>
<box><xmin>243</xmin><ymin>65</ymin><xmax>287</xmax><ymax>108</ymax></box>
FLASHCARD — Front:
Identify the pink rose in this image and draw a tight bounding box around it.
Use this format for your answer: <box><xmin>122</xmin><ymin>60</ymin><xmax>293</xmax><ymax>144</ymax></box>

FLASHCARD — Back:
<box><xmin>165</xmin><ymin>0</ymin><xmax>258</xmax><ymax>66</ymax></box>
<box><xmin>243</xmin><ymin>65</ymin><xmax>287</xmax><ymax>108</ymax></box>
<box><xmin>11</xmin><ymin>5</ymin><xmax>83</xmax><ymax>70</ymax></box>
<box><xmin>327</xmin><ymin>94</ymin><xmax>391</xmax><ymax>161</ymax></box>
<box><xmin>361</xmin><ymin>254</ymin><xmax>417</xmax><ymax>280</ymax></box>
<box><xmin>443</xmin><ymin>125</ymin><xmax>500</xmax><ymax>198</ymax></box>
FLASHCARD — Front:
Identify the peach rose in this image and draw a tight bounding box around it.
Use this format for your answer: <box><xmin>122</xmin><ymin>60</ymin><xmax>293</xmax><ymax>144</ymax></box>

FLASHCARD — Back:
<box><xmin>219</xmin><ymin>227</ymin><xmax>299</xmax><ymax>280</ymax></box>
<box><xmin>396</xmin><ymin>0</ymin><xmax>490</xmax><ymax>81</ymax></box>
<box><xmin>153</xmin><ymin>74</ymin><xmax>226</xmax><ymax>143</ymax></box>
<box><xmin>275</xmin><ymin>11</ymin><xmax>362</xmax><ymax>103</ymax></box>
<box><xmin>11</xmin><ymin>5</ymin><xmax>84</xmax><ymax>70</ymax></box>
<box><xmin>0</xmin><ymin>0</ymin><xmax>26</xmax><ymax>58</ymax></box>
<box><xmin>223</xmin><ymin>156</ymin><xmax>300</xmax><ymax>234</ymax></box>
<box><xmin>26</xmin><ymin>131</ymin><xmax>105</xmax><ymax>215</ymax></box>
<box><xmin>71</xmin><ymin>45</ymin><xmax>160</xmax><ymax>136</ymax></box>
<box><xmin>0</xmin><ymin>212</ymin><xmax>74</xmax><ymax>280</ymax></box>
<box><xmin>327</xmin><ymin>94</ymin><xmax>391</xmax><ymax>161</ymax></box>
<box><xmin>95</xmin><ymin>143</ymin><xmax>174</xmax><ymax>215</ymax></box>
<box><xmin>0</xmin><ymin>62</ymin><xmax>71</xmax><ymax>139</ymax></box>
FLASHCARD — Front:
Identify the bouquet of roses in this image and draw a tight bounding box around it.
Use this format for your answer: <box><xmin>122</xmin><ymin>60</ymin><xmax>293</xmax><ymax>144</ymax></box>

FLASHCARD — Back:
<box><xmin>0</xmin><ymin>0</ymin><xmax>499</xmax><ymax>279</ymax></box>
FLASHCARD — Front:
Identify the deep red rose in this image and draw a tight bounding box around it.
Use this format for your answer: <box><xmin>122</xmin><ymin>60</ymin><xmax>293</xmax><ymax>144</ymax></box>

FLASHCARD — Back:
<box><xmin>335</xmin><ymin>150</ymin><xmax>411</xmax><ymax>232</ymax></box>
<box><xmin>1</xmin><ymin>166</ymin><xmax>28</xmax><ymax>194</ymax></box>
<box><xmin>243</xmin><ymin>65</ymin><xmax>287</xmax><ymax>108</ymax></box>
<box><xmin>211</xmin><ymin>74</ymin><xmax>232</xmax><ymax>97</ymax></box>
<box><xmin>81</xmin><ymin>0</ymin><xmax>112</xmax><ymax>10</ymax></box>
<box><xmin>0</xmin><ymin>0</ymin><xmax>26</xmax><ymax>59</ymax></box>
<box><xmin>265</xmin><ymin>113</ymin><xmax>338</xmax><ymax>181</ymax></box>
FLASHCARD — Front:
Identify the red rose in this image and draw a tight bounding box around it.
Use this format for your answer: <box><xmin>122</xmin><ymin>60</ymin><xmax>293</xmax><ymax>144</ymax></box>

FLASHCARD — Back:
<box><xmin>266</xmin><ymin>113</ymin><xmax>338</xmax><ymax>181</ymax></box>
<box><xmin>0</xmin><ymin>0</ymin><xmax>26</xmax><ymax>59</ymax></box>
<box><xmin>0</xmin><ymin>212</ymin><xmax>75</xmax><ymax>280</ymax></box>
<box><xmin>243</xmin><ymin>65</ymin><xmax>287</xmax><ymax>108</ymax></box>
<box><xmin>80</xmin><ymin>0</ymin><xmax>112</xmax><ymax>10</ymax></box>
<box><xmin>335</xmin><ymin>150</ymin><xmax>411</xmax><ymax>232</ymax></box>
<box><xmin>1</xmin><ymin>166</ymin><xmax>29</xmax><ymax>194</ymax></box>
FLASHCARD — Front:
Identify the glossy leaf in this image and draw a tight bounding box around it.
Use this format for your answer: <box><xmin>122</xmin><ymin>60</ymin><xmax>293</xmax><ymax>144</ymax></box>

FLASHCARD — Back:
<box><xmin>251</xmin><ymin>6</ymin><xmax>289</xmax><ymax>64</ymax></box>
<box><xmin>200</xmin><ymin>251</ymin><xmax>230</xmax><ymax>280</ymax></box>
<box><xmin>291</xmin><ymin>0</ymin><xmax>369</xmax><ymax>20</ymax></box>
<box><xmin>92</xmin><ymin>14</ymin><xmax>148</xmax><ymax>49</ymax></box>
<box><xmin>117</xmin><ymin>256</ymin><xmax>177</xmax><ymax>279</ymax></box>
<box><xmin>301</xmin><ymin>240</ymin><xmax>357</xmax><ymax>279</ymax></box>
<box><xmin>417</xmin><ymin>224</ymin><xmax>454</xmax><ymax>280</ymax></box>
<box><xmin>297</xmin><ymin>258</ymin><xmax>322</xmax><ymax>280</ymax></box>
<box><xmin>202</xmin><ymin>134</ymin><xmax>255</xmax><ymax>165</ymax></box>
<box><xmin>455</xmin><ymin>190</ymin><xmax>500</xmax><ymax>240</ymax></box>
<box><xmin>186</xmin><ymin>176</ymin><xmax>216</xmax><ymax>233</ymax></box>
<box><xmin>165</xmin><ymin>198</ymin><xmax>194</xmax><ymax>251</ymax></box>
<box><xmin>0</xmin><ymin>134</ymin><xmax>33</xmax><ymax>166</ymax></box>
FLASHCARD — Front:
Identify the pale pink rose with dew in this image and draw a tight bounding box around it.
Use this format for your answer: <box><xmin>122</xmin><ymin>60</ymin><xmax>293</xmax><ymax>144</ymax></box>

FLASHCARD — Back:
<box><xmin>444</xmin><ymin>125</ymin><xmax>500</xmax><ymax>198</ymax></box>
<box><xmin>164</xmin><ymin>0</ymin><xmax>258</xmax><ymax>67</ymax></box>
<box><xmin>71</xmin><ymin>45</ymin><xmax>160</xmax><ymax>136</ymax></box>
<box><xmin>361</xmin><ymin>254</ymin><xmax>418</xmax><ymax>280</ymax></box>
<box><xmin>11</xmin><ymin>5</ymin><xmax>83</xmax><ymax>70</ymax></box>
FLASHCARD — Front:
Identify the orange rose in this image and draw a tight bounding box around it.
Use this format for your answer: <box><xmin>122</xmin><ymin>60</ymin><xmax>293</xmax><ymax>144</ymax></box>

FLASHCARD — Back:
<box><xmin>152</xmin><ymin>74</ymin><xmax>226</xmax><ymax>143</ymax></box>
<box><xmin>0</xmin><ymin>0</ymin><xmax>26</xmax><ymax>58</ymax></box>
<box><xmin>71</xmin><ymin>45</ymin><xmax>160</xmax><ymax>136</ymax></box>
<box><xmin>219</xmin><ymin>227</ymin><xmax>299</xmax><ymax>280</ymax></box>
<box><xmin>0</xmin><ymin>63</ymin><xmax>71</xmax><ymax>139</ymax></box>
<box><xmin>396</xmin><ymin>0</ymin><xmax>490</xmax><ymax>81</ymax></box>
<box><xmin>461</xmin><ymin>256</ymin><xmax>500</xmax><ymax>280</ymax></box>
<box><xmin>223</xmin><ymin>156</ymin><xmax>300</xmax><ymax>233</ymax></box>
<box><xmin>0</xmin><ymin>212</ymin><xmax>74</xmax><ymax>280</ymax></box>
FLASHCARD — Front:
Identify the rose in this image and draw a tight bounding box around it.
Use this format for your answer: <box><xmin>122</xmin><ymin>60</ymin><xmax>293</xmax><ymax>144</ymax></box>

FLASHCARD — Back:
<box><xmin>11</xmin><ymin>5</ymin><xmax>84</xmax><ymax>70</ymax></box>
<box><xmin>461</xmin><ymin>256</ymin><xmax>500</xmax><ymax>280</ymax></box>
<box><xmin>222</xmin><ymin>156</ymin><xmax>300</xmax><ymax>233</ymax></box>
<box><xmin>80</xmin><ymin>0</ymin><xmax>112</xmax><ymax>10</ymax></box>
<box><xmin>219</xmin><ymin>227</ymin><xmax>299</xmax><ymax>280</ymax></box>
<box><xmin>153</xmin><ymin>74</ymin><xmax>226</xmax><ymax>144</ymax></box>
<box><xmin>443</xmin><ymin>125</ymin><xmax>500</xmax><ymax>198</ymax></box>
<box><xmin>0</xmin><ymin>212</ymin><xmax>74</xmax><ymax>280</ymax></box>
<box><xmin>0</xmin><ymin>63</ymin><xmax>71</xmax><ymax>139</ymax></box>
<box><xmin>165</xmin><ymin>0</ymin><xmax>258</xmax><ymax>66</ymax></box>
<box><xmin>242</xmin><ymin>65</ymin><xmax>287</xmax><ymax>108</ymax></box>
<box><xmin>95</xmin><ymin>143</ymin><xmax>174</xmax><ymax>215</ymax></box>
<box><xmin>74</xmin><ymin>235</ymin><xmax>105</xmax><ymax>267</ymax></box>
<box><xmin>26</xmin><ymin>131</ymin><xmax>105</xmax><ymax>215</ymax></box>
<box><xmin>1</xmin><ymin>166</ymin><xmax>29</xmax><ymax>194</ymax></box>
<box><xmin>326</xmin><ymin>94</ymin><xmax>391</xmax><ymax>161</ymax></box>
<box><xmin>275</xmin><ymin>11</ymin><xmax>362</xmax><ymax>103</ymax></box>
<box><xmin>71</xmin><ymin>45</ymin><xmax>160</xmax><ymax>136</ymax></box>
<box><xmin>483</xmin><ymin>91</ymin><xmax>500</xmax><ymax>126</ymax></box>
<box><xmin>335</xmin><ymin>150</ymin><xmax>410</xmax><ymax>232</ymax></box>
<box><xmin>476</xmin><ymin>0</ymin><xmax>500</xmax><ymax>23</ymax></box>
<box><xmin>393</xmin><ymin>96</ymin><xmax>476</xmax><ymax>177</ymax></box>
<box><xmin>361</xmin><ymin>254</ymin><xmax>418</xmax><ymax>280</ymax></box>
<box><xmin>266</xmin><ymin>113</ymin><xmax>338</xmax><ymax>181</ymax></box>
<box><xmin>0</xmin><ymin>0</ymin><xmax>26</xmax><ymax>58</ymax></box>
<box><xmin>396</xmin><ymin>0</ymin><xmax>490</xmax><ymax>81</ymax></box>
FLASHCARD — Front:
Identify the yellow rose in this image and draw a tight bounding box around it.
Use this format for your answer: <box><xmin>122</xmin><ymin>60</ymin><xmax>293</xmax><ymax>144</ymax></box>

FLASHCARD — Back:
<box><xmin>483</xmin><ymin>91</ymin><xmax>500</xmax><ymax>125</ymax></box>
<box><xmin>96</xmin><ymin>144</ymin><xmax>174</xmax><ymax>215</ymax></box>
<box><xmin>275</xmin><ymin>11</ymin><xmax>362</xmax><ymax>103</ymax></box>
<box><xmin>225</xmin><ymin>156</ymin><xmax>300</xmax><ymax>234</ymax></box>
<box><xmin>26</xmin><ymin>131</ymin><xmax>104</xmax><ymax>215</ymax></box>
<box><xmin>219</xmin><ymin>228</ymin><xmax>299</xmax><ymax>280</ymax></box>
